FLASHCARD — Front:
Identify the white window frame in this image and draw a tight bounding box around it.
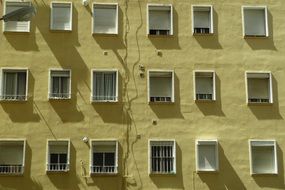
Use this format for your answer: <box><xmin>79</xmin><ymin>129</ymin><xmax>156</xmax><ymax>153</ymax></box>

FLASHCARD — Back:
<box><xmin>89</xmin><ymin>139</ymin><xmax>119</xmax><ymax>175</ymax></box>
<box><xmin>245</xmin><ymin>71</ymin><xmax>273</xmax><ymax>104</ymax></box>
<box><xmin>46</xmin><ymin>139</ymin><xmax>70</xmax><ymax>173</ymax></box>
<box><xmin>148</xmin><ymin>139</ymin><xmax>176</xmax><ymax>175</ymax></box>
<box><xmin>3</xmin><ymin>0</ymin><xmax>32</xmax><ymax>33</ymax></box>
<box><xmin>146</xmin><ymin>4</ymin><xmax>173</xmax><ymax>36</ymax></box>
<box><xmin>193</xmin><ymin>70</ymin><xmax>216</xmax><ymax>101</ymax></box>
<box><xmin>191</xmin><ymin>5</ymin><xmax>214</xmax><ymax>35</ymax></box>
<box><xmin>50</xmin><ymin>1</ymin><xmax>73</xmax><ymax>31</ymax></box>
<box><xmin>48</xmin><ymin>68</ymin><xmax>72</xmax><ymax>100</ymax></box>
<box><xmin>0</xmin><ymin>67</ymin><xmax>29</xmax><ymax>101</ymax></box>
<box><xmin>0</xmin><ymin>139</ymin><xmax>26</xmax><ymax>176</ymax></box>
<box><xmin>91</xmin><ymin>69</ymin><xmax>119</xmax><ymax>103</ymax></box>
<box><xmin>249</xmin><ymin>139</ymin><xmax>278</xmax><ymax>175</ymax></box>
<box><xmin>92</xmin><ymin>3</ymin><xmax>119</xmax><ymax>35</ymax></box>
<box><xmin>147</xmin><ymin>70</ymin><xmax>175</xmax><ymax>103</ymax></box>
<box><xmin>196</xmin><ymin>139</ymin><xmax>218</xmax><ymax>172</ymax></box>
<box><xmin>242</xmin><ymin>6</ymin><xmax>269</xmax><ymax>38</ymax></box>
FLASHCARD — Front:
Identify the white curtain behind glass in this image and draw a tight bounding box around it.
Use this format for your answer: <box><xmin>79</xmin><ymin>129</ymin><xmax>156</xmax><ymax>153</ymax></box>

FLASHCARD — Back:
<box><xmin>93</xmin><ymin>72</ymin><xmax>116</xmax><ymax>100</ymax></box>
<box><xmin>52</xmin><ymin>3</ymin><xmax>71</xmax><ymax>30</ymax></box>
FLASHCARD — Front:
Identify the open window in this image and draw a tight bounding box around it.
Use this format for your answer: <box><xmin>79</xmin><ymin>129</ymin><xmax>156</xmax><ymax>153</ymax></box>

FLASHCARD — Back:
<box><xmin>246</xmin><ymin>72</ymin><xmax>272</xmax><ymax>104</ymax></box>
<box><xmin>242</xmin><ymin>6</ymin><xmax>268</xmax><ymax>37</ymax></box>
<box><xmin>91</xmin><ymin>70</ymin><xmax>118</xmax><ymax>102</ymax></box>
<box><xmin>194</xmin><ymin>71</ymin><xmax>216</xmax><ymax>101</ymax></box>
<box><xmin>192</xmin><ymin>5</ymin><xmax>213</xmax><ymax>34</ymax></box>
<box><xmin>196</xmin><ymin>140</ymin><xmax>218</xmax><ymax>172</ymax></box>
<box><xmin>50</xmin><ymin>2</ymin><xmax>72</xmax><ymax>31</ymax></box>
<box><xmin>90</xmin><ymin>140</ymin><xmax>118</xmax><ymax>175</ymax></box>
<box><xmin>1</xmin><ymin>68</ymin><xmax>28</xmax><ymax>101</ymax></box>
<box><xmin>0</xmin><ymin>140</ymin><xmax>25</xmax><ymax>175</ymax></box>
<box><xmin>147</xmin><ymin>4</ymin><xmax>173</xmax><ymax>36</ymax></box>
<box><xmin>3</xmin><ymin>1</ymin><xmax>32</xmax><ymax>32</ymax></box>
<box><xmin>47</xmin><ymin>140</ymin><xmax>70</xmax><ymax>172</ymax></box>
<box><xmin>149</xmin><ymin>140</ymin><xmax>176</xmax><ymax>174</ymax></box>
<box><xmin>249</xmin><ymin>140</ymin><xmax>278</xmax><ymax>175</ymax></box>
<box><xmin>148</xmin><ymin>70</ymin><xmax>174</xmax><ymax>103</ymax></box>
<box><xmin>49</xmin><ymin>69</ymin><xmax>71</xmax><ymax>99</ymax></box>
<box><xmin>92</xmin><ymin>3</ymin><xmax>118</xmax><ymax>34</ymax></box>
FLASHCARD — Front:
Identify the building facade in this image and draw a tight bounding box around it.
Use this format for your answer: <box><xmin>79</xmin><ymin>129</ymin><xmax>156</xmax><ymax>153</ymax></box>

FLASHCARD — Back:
<box><xmin>0</xmin><ymin>0</ymin><xmax>284</xmax><ymax>189</ymax></box>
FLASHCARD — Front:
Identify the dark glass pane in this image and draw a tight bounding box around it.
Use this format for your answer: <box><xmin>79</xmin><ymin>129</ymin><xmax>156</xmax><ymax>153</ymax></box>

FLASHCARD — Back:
<box><xmin>50</xmin><ymin>154</ymin><xmax>59</xmax><ymax>164</ymax></box>
<box><xmin>93</xmin><ymin>153</ymin><xmax>103</xmax><ymax>166</ymax></box>
<box><xmin>105</xmin><ymin>152</ymin><xmax>115</xmax><ymax>166</ymax></box>
<box><xmin>59</xmin><ymin>154</ymin><xmax>67</xmax><ymax>164</ymax></box>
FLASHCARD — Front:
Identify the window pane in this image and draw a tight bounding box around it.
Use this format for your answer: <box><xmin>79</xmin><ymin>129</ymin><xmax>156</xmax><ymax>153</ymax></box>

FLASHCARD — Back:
<box><xmin>4</xmin><ymin>73</ymin><xmax>16</xmax><ymax>97</ymax></box>
<box><xmin>244</xmin><ymin>9</ymin><xmax>266</xmax><ymax>36</ymax></box>
<box><xmin>104</xmin><ymin>73</ymin><xmax>116</xmax><ymax>100</ymax></box>
<box><xmin>198</xmin><ymin>144</ymin><xmax>217</xmax><ymax>170</ymax></box>
<box><xmin>93</xmin><ymin>5</ymin><xmax>117</xmax><ymax>34</ymax></box>
<box><xmin>93</xmin><ymin>153</ymin><xmax>104</xmax><ymax>166</ymax></box>
<box><xmin>59</xmin><ymin>154</ymin><xmax>67</xmax><ymax>164</ymax></box>
<box><xmin>50</xmin><ymin>154</ymin><xmax>59</xmax><ymax>164</ymax></box>
<box><xmin>252</xmin><ymin>146</ymin><xmax>275</xmax><ymax>173</ymax></box>
<box><xmin>104</xmin><ymin>153</ymin><xmax>115</xmax><ymax>166</ymax></box>
<box><xmin>17</xmin><ymin>72</ymin><xmax>26</xmax><ymax>97</ymax></box>
<box><xmin>52</xmin><ymin>77</ymin><xmax>60</xmax><ymax>94</ymax></box>
<box><xmin>61</xmin><ymin>77</ymin><xmax>69</xmax><ymax>94</ymax></box>
<box><xmin>52</xmin><ymin>3</ymin><xmax>71</xmax><ymax>30</ymax></box>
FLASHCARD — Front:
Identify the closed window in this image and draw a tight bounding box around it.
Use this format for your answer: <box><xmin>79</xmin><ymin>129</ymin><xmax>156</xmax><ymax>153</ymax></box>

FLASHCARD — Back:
<box><xmin>91</xmin><ymin>140</ymin><xmax>118</xmax><ymax>174</ymax></box>
<box><xmin>92</xmin><ymin>70</ymin><xmax>118</xmax><ymax>102</ymax></box>
<box><xmin>0</xmin><ymin>140</ymin><xmax>26</xmax><ymax>175</ymax></box>
<box><xmin>49</xmin><ymin>70</ymin><xmax>71</xmax><ymax>99</ymax></box>
<box><xmin>148</xmin><ymin>70</ymin><xmax>174</xmax><ymax>103</ymax></box>
<box><xmin>249</xmin><ymin>140</ymin><xmax>278</xmax><ymax>175</ymax></box>
<box><xmin>192</xmin><ymin>5</ymin><xmax>213</xmax><ymax>34</ymax></box>
<box><xmin>92</xmin><ymin>4</ymin><xmax>118</xmax><ymax>34</ymax></box>
<box><xmin>196</xmin><ymin>140</ymin><xmax>218</xmax><ymax>172</ymax></box>
<box><xmin>147</xmin><ymin>4</ymin><xmax>173</xmax><ymax>35</ymax></box>
<box><xmin>194</xmin><ymin>71</ymin><xmax>216</xmax><ymax>101</ymax></box>
<box><xmin>246</xmin><ymin>72</ymin><xmax>272</xmax><ymax>104</ymax></box>
<box><xmin>1</xmin><ymin>69</ymin><xmax>28</xmax><ymax>101</ymax></box>
<box><xmin>149</xmin><ymin>140</ymin><xmax>176</xmax><ymax>174</ymax></box>
<box><xmin>50</xmin><ymin>2</ymin><xmax>72</xmax><ymax>31</ymax></box>
<box><xmin>47</xmin><ymin>140</ymin><xmax>70</xmax><ymax>172</ymax></box>
<box><xmin>242</xmin><ymin>6</ymin><xmax>268</xmax><ymax>37</ymax></box>
<box><xmin>3</xmin><ymin>1</ymin><xmax>31</xmax><ymax>32</ymax></box>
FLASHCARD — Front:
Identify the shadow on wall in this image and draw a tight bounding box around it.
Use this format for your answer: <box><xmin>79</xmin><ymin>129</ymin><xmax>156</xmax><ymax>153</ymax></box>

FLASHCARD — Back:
<box><xmin>252</xmin><ymin>144</ymin><xmax>285</xmax><ymax>189</ymax></box>
<box><xmin>150</xmin><ymin>144</ymin><xmax>185</xmax><ymax>189</ymax></box>
<box><xmin>244</xmin><ymin>11</ymin><xmax>276</xmax><ymax>50</ymax></box>
<box><xmin>196</xmin><ymin>74</ymin><xmax>225</xmax><ymax>116</ymax></box>
<box><xmin>193</xmin><ymin>9</ymin><xmax>222</xmax><ymax>49</ymax></box>
<box><xmin>248</xmin><ymin>75</ymin><xmax>283</xmax><ymax>120</ymax></box>
<box><xmin>0</xmin><ymin>142</ymin><xmax>43</xmax><ymax>189</ymax></box>
<box><xmin>196</xmin><ymin>144</ymin><xmax>246</xmax><ymax>190</ymax></box>
<box><xmin>0</xmin><ymin>71</ymin><xmax>41</xmax><ymax>122</ymax></box>
<box><xmin>47</xmin><ymin>143</ymin><xmax>81</xmax><ymax>190</ymax></box>
<box><xmin>149</xmin><ymin>73</ymin><xmax>184</xmax><ymax>119</ymax></box>
<box><xmin>148</xmin><ymin>8</ymin><xmax>181</xmax><ymax>50</ymax></box>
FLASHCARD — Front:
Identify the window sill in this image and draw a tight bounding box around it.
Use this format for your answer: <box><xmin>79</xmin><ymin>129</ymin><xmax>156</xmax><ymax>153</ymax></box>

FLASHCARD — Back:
<box><xmin>49</xmin><ymin>97</ymin><xmax>71</xmax><ymax>101</ymax></box>
<box><xmin>46</xmin><ymin>170</ymin><xmax>69</xmax><ymax>174</ymax></box>
<box><xmin>251</xmin><ymin>172</ymin><xmax>278</xmax><ymax>176</ymax></box>
<box><xmin>195</xmin><ymin>99</ymin><xmax>216</xmax><ymax>103</ymax></box>
<box><xmin>90</xmin><ymin>172</ymin><xmax>118</xmax><ymax>176</ymax></box>
<box><xmin>92</xmin><ymin>33</ymin><xmax>118</xmax><ymax>37</ymax></box>
<box><xmin>148</xmin><ymin>101</ymin><xmax>174</xmax><ymax>105</ymax></box>
<box><xmin>149</xmin><ymin>172</ymin><xmax>176</xmax><ymax>176</ymax></box>
<box><xmin>247</xmin><ymin>102</ymin><xmax>273</xmax><ymax>106</ymax></box>
<box><xmin>196</xmin><ymin>169</ymin><xmax>218</xmax><ymax>173</ymax></box>
<box><xmin>0</xmin><ymin>99</ymin><xmax>28</xmax><ymax>102</ymax></box>
<box><xmin>3</xmin><ymin>30</ymin><xmax>30</xmax><ymax>34</ymax></box>
<box><xmin>50</xmin><ymin>29</ymin><xmax>72</xmax><ymax>33</ymax></box>
<box><xmin>148</xmin><ymin>34</ymin><xmax>174</xmax><ymax>38</ymax></box>
<box><xmin>91</xmin><ymin>100</ymin><xmax>118</xmax><ymax>103</ymax></box>
<box><xmin>244</xmin><ymin>35</ymin><xmax>268</xmax><ymax>39</ymax></box>
<box><xmin>193</xmin><ymin>33</ymin><xmax>214</xmax><ymax>36</ymax></box>
<box><xmin>0</xmin><ymin>172</ymin><xmax>24</xmax><ymax>176</ymax></box>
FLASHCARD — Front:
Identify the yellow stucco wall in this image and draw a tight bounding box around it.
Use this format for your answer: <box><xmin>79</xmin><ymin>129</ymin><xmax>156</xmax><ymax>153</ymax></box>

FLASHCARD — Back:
<box><xmin>0</xmin><ymin>0</ymin><xmax>284</xmax><ymax>189</ymax></box>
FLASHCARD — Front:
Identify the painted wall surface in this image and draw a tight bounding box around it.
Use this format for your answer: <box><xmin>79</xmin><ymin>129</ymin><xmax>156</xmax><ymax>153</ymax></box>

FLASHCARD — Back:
<box><xmin>0</xmin><ymin>0</ymin><xmax>284</xmax><ymax>189</ymax></box>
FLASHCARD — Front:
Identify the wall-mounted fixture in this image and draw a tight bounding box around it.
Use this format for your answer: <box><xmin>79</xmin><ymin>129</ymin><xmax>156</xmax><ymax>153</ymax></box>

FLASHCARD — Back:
<box><xmin>82</xmin><ymin>136</ymin><xmax>89</xmax><ymax>143</ymax></box>
<box><xmin>82</xmin><ymin>0</ymin><xmax>89</xmax><ymax>6</ymax></box>
<box><xmin>156</xmin><ymin>50</ymin><xmax>162</xmax><ymax>56</ymax></box>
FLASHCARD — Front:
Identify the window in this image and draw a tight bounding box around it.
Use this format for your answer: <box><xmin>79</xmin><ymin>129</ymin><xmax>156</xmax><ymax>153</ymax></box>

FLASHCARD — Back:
<box><xmin>192</xmin><ymin>5</ymin><xmax>213</xmax><ymax>34</ymax></box>
<box><xmin>149</xmin><ymin>140</ymin><xmax>176</xmax><ymax>174</ymax></box>
<box><xmin>90</xmin><ymin>140</ymin><xmax>118</xmax><ymax>174</ymax></box>
<box><xmin>249</xmin><ymin>140</ymin><xmax>278</xmax><ymax>175</ymax></box>
<box><xmin>92</xmin><ymin>70</ymin><xmax>118</xmax><ymax>102</ymax></box>
<box><xmin>148</xmin><ymin>70</ymin><xmax>174</xmax><ymax>103</ymax></box>
<box><xmin>3</xmin><ymin>1</ymin><xmax>31</xmax><ymax>32</ymax></box>
<box><xmin>50</xmin><ymin>2</ymin><xmax>72</xmax><ymax>31</ymax></box>
<box><xmin>196</xmin><ymin>140</ymin><xmax>218</xmax><ymax>172</ymax></box>
<box><xmin>246</xmin><ymin>72</ymin><xmax>272</xmax><ymax>104</ymax></box>
<box><xmin>194</xmin><ymin>71</ymin><xmax>216</xmax><ymax>101</ymax></box>
<box><xmin>47</xmin><ymin>140</ymin><xmax>70</xmax><ymax>172</ymax></box>
<box><xmin>92</xmin><ymin>3</ymin><xmax>118</xmax><ymax>34</ymax></box>
<box><xmin>0</xmin><ymin>140</ymin><xmax>26</xmax><ymax>175</ymax></box>
<box><xmin>242</xmin><ymin>6</ymin><xmax>268</xmax><ymax>37</ymax></box>
<box><xmin>49</xmin><ymin>70</ymin><xmax>71</xmax><ymax>99</ymax></box>
<box><xmin>147</xmin><ymin>4</ymin><xmax>173</xmax><ymax>35</ymax></box>
<box><xmin>1</xmin><ymin>69</ymin><xmax>28</xmax><ymax>101</ymax></box>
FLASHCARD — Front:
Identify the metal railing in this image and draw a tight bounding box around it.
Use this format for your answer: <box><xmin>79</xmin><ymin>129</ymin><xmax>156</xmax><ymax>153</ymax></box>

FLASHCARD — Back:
<box><xmin>150</xmin><ymin>96</ymin><xmax>171</xmax><ymax>102</ymax></box>
<box><xmin>1</xmin><ymin>95</ymin><xmax>27</xmax><ymax>101</ymax></box>
<box><xmin>49</xmin><ymin>93</ymin><xmax>71</xmax><ymax>99</ymax></box>
<box><xmin>196</xmin><ymin>93</ymin><xmax>213</xmax><ymax>100</ymax></box>
<box><xmin>248</xmin><ymin>98</ymin><xmax>270</xmax><ymax>103</ymax></box>
<box><xmin>90</xmin><ymin>166</ymin><xmax>117</xmax><ymax>174</ymax></box>
<box><xmin>0</xmin><ymin>165</ymin><xmax>24</xmax><ymax>174</ymax></box>
<box><xmin>47</xmin><ymin>163</ymin><xmax>69</xmax><ymax>172</ymax></box>
<box><xmin>92</xmin><ymin>95</ymin><xmax>117</xmax><ymax>101</ymax></box>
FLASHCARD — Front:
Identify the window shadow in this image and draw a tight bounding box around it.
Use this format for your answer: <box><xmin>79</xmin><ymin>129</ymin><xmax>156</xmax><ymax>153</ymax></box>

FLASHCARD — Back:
<box><xmin>193</xmin><ymin>9</ymin><xmax>222</xmax><ymax>49</ymax></box>
<box><xmin>150</xmin><ymin>144</ymin><xmax>184</xmax><ymax>189</ymax></box>
<box><xmin>197</xmin><ymin>144</ymin><xmax>246</xmax><ymax>190</ymax></box>
<box><xmin>0</xmin><ymin>72</ymin><xmax>41</xmax><ymax>122</ymax></box>
<box><xmin>252</xmin><ymin>144</ymin><xmax>285</xmax><ymax>189</ymax></box>
<box><xmin>148</xmin><ymin>8</ymin><xmax>181</xmax><ymax>50</ymax></box>
<box><xmin>149</xmin><ymin>73</ymin><xmax>184</xmax><ymax>119</ymax></box>
<box><xmin>244</xmin><ymin>11</ymin><xmax>276</xmax><ymax>50</ymax></box>
<box><xmin>248</xmin><ymin>75</ymin><xmax>283</xmax><ymax>120</ymax></box>
<box><xmin>196</xmin><ymin>75</ymin><xmax>225</xmax><ymax>116</ymax></box>
<box><xmin>47</xmin><ymin>143</ymin><xmax>81</xmax><ymax>190</ymax></box>
<box><xmin>0</xmin><ymin>142</ymin><xmax>43</xmax><ymax>189</ymax></box>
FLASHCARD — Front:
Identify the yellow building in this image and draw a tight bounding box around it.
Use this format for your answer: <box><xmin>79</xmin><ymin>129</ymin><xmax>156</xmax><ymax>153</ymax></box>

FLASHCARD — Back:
<box><xmin>0</xmin><ymin>0</ymin><xmax>284</xmax><ymax>189</ymax></box>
